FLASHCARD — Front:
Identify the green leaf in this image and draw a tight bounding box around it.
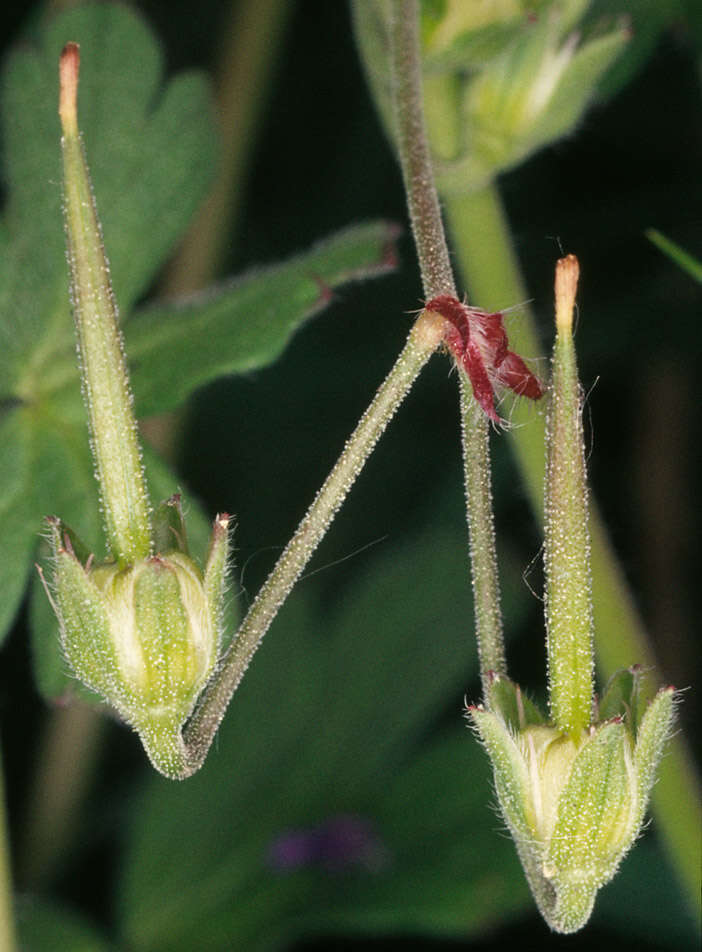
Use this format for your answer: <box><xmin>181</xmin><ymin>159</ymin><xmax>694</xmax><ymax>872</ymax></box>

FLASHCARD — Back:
<box><xmin>124</xmin><ymin>221</ymin><xmax>399</xmax><ymax>417</ymax></box>
<box><xmin>0</xmin><ymin>3</ymin><xmax>216</xmax><ymax>399</ymax></box>
<box><xmin>0</xmin><ymin>407</ymin><xmax>37</xmax><ymax>642</ymax></box>
<box><xmin>118</xmin><ymin>504</ymin><xmax>532</xmax><ymax>950</ymax></box>
<box><xmin>597</xmin><ymin>665</ymin><xmax>644</xmax><ymax>728</ymax></box>
<box><xmin>16</xmin><ymin>895</ymin><xmax>115</xmax><ymax>952</ymax></box>
<box><xmin>646</xmin><ymin>229</ymin><xmax>702</xmax><ymax>284</ymax></box>
<box><xmin>0</xmin><ymin>2</ymin><xmax>396</xmax><ymax>656</ymax></box>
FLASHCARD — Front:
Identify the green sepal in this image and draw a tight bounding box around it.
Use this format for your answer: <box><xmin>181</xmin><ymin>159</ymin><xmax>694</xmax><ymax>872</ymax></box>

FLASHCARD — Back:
<box><xmin>633</xmin><ymin>686</ymin><xmax>676</xmax><ymax>828</ymax></box>
<box><xmin>597</xmin><ymin>665</ymin><xmax>644</xmax><ymax>731</ymax></box>
<box><xmin>47</xmin><ymin>518</ymin><xmax>121</xmax><ymax>704</ymax></box>
<box><xmin>203</xmin><ymin>513</ymin><xmax>232</xmax><ymax>642</ymax></box>
<box><xmin>50</xmin><ymin>516</ymin><xmax>93</xmax><ymax>567</ymax></box>
<box><xmin>152</xmin><ymin>494</ymin><xmax>189</xmax><ymax>557</ymax></box>
<box><xmin>468</xmin><ymin>706</ymin><xmax>531</xmax><ymax>839</ymax></box>
<box><xmin>421</xmin><ymin>0</ymin><xmax>538</xmax><ymax>73</ymax></box>
<box><xmin>543</xmin><ymin>720</ymin><xmax>634</xmax><ymax>933</ymax></box>
<box><xmin>128</xmin><ymin>557</ymin><xmax>206</xmax><ymax>714</ymax></box>
<box><xmin>485</xmin><ymin>673</ymin><xmax>547</xmax><ymax>731</ymax></box>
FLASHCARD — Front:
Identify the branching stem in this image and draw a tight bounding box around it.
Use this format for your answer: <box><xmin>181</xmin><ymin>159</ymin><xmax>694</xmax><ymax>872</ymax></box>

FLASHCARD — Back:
<box><xmin>390</xmin><ymin>0</ymin><xmax>506</xmax><ymax>689</ymax></box>
<box><xmin>182</xmin><ymin>312</ymin><xmax>444</xmax><ymax>772</ymax></box>
<box><xmin>181</xmin><ymin>0</ymin><xmax>466</xmax><ymax>772</ymax></box>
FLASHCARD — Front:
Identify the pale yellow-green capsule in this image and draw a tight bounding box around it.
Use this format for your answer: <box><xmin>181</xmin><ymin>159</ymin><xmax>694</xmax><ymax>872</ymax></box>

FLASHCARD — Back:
<box><xmin>46</xmin><ymin>505</ymin><xmax>231</xmax><ymax>779</ymax></box>
<box><xmin>469</xmin><ymin>676</ymin><xmax>675</xmax><ymax>933</ymax></box>
<box><xmin>465</xmin><ymin>254</ymin><xmax>676</xmax><ymax>932</ymax></box>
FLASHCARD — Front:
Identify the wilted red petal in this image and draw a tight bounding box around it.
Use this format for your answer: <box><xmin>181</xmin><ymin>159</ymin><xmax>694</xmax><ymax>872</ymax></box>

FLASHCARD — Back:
<box><xmin>425</xmin><ymin>294</ymin><xmax>543</xmax><ymax>421</ymax></box>
<box><xmin>464</xmin><ymin>337</ymin><xmax>501</xmax><ymax>422</ymax></box>
<box><xmin>471</xmin><ymin>308</ymin><xmax>509</xmax><ymax>368</ymax></box>
<box><xmin>495</xmin><ymin>350</ymin><xmax>545</xmax><ymax>399</ymax></box>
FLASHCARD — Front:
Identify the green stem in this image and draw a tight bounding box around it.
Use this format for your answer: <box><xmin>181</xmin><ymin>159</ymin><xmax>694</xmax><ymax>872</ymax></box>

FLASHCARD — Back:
<box><xmin>459</xmin><ymin>376</ymin><xmax>505</xmax><ymax>693</ymax></box>
<box><xmin>390</xmin><ymin>0</ymin><xmax>455</xmax><ymax>299</ymax></box>
<box><xmin>443</xmin><ymin>178</ymin><xmax>702</xmax><ymax>916</ymax></box>
<box><xmin>182</xmin><ymin>313</ymin><xmax>445</xmax><ymax>772</ymax></box>
<box><xmin>59</xmin><ymin>45</ymin><xmax>151</xmax><ymax>565</ymax></box>
<box><xmin>0</xmin><ymin>743</ymin><xmax>18</xmax><ymax>952</ymax></box>
<box><xmin>178</xmin><ymin>0</ymin><xmax>453</xmax><ymax>775</ymax></box>
<box><xmin>390</xmin><ymin>0</ymin><xmax>506</xmax><ymax>688</ymax></box>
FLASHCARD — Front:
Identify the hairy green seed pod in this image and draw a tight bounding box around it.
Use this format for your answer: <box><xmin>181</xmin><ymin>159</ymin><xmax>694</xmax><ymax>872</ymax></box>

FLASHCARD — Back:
<box><xmin>470</xmin><ymin>677</ymin><xmax>675</xmax><ymax>933</ymax></box>
<box><xmin>46</xmin><ymin>509</ymin><xmax>231</xmax><ymax>779</ymax></box>
<box><xmin>466</xmin><ymin>257</ymin><xmax>676</xmax><ymax>932</ymax></box>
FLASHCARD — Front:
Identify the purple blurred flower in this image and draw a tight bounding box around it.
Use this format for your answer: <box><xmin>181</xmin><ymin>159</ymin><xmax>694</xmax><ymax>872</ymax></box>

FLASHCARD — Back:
<box><xmin>267</xmin><ymin>814</ymin><xmax>388</xmax><ymax>873</ymax></box>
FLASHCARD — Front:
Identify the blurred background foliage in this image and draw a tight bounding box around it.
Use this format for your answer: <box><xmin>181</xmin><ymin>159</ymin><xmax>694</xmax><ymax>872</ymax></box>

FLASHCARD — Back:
<box><xmin>0</xmin><ymin>0</ymin><xmax>699</xmax><ymax>949</ymax></box>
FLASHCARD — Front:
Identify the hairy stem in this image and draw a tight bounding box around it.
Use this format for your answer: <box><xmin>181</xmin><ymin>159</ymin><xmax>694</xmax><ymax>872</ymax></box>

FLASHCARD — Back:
<box><xmin>389</xmin><ymin>0</ymin><xmax>506</xmax><ymax>686</ymax></box>
<box><xmin>180</xmin><ymin>0</ymin><xmax>470</xmax><ymax>773</ymax></box>
<box><xmin>177</xmin><ymin>0</ymin><xmax>461</xmax><ymax>773</ymax></box>
<box><xmin>390</xmin><ymin>0</ymin><xmax>455</xmax><ymax>299</ymax></box>
<box><xmin>459</xmin><ymin>378</ymin><xmax>506</xmax><ymax>693</ymax></box>
<box><xmin>182</xmin><ymin>311</ymin><xmax>445</xmax><ymax>772</ymax></box>
<box><xmin>443</xmin><ymin>178</ymin><xmax>701</xmax><ymax>916</ymax></box>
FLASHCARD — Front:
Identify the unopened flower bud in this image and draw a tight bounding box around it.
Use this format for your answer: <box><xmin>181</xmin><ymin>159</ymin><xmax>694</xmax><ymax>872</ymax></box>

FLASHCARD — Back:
<box><xmin>427</xmin><ymin>1</ymin><xmax>629</xmax><ymax>192</ymax></box>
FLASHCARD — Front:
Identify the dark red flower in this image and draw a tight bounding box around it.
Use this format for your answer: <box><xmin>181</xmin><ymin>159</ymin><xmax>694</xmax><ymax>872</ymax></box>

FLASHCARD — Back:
<box><xmin>425</xmin><ymin>294</ymin><xmax>544</xmax><ymax>422</ymax></box>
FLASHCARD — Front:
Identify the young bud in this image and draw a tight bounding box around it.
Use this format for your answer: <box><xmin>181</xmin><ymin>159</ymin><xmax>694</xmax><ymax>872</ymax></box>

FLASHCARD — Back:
<box><xmin>429</xmin><ymin>2</ymin><xmax>629</xmax><ymax>192</ymax></box>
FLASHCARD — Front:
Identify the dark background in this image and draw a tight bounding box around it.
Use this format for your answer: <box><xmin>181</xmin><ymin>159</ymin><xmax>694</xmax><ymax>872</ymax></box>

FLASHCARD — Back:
<box><xmin>0</xmin><ymin>1</ymin><xmax>699</xmax><ymax>949</ymax></box>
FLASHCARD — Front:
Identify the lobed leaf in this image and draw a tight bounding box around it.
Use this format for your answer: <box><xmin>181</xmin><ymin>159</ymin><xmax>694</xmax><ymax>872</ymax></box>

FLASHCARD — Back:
<box><xmin>125</xmin><ymin>221</ymin><xmax>399</xmax><ymax>417</ymax></box>
<box><xmin>0</xmin><ymin>3</ymin><xmax>397</xmax><ymax>658</ymax></box>
<box><xmin>0</xmin><ymin>3</ymin><xmax>216</xmax><ymax>398</ymax></box>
